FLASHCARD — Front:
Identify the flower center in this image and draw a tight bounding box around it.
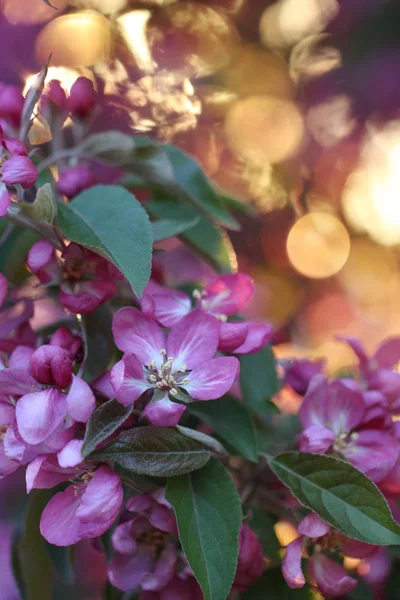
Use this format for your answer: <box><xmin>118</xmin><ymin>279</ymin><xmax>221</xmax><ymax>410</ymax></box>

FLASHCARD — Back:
<box><xmin>193</xmin><ymin>289</ymin><xmax>228</xmax><ymax>321</ymax></box>
<box><xmin>332</xmin><ymin>431</ymin><xmax>359</xmax><ymax>453</ymax></box>
<box><xmin>145</xmin><ymin>349</ymin><xmax>190</xmax><ymax>396</ymax></box>
<box><xmin>137</xmin><ymin>526</ymin><xmax>170</xmax><ymax>557</ymax></box>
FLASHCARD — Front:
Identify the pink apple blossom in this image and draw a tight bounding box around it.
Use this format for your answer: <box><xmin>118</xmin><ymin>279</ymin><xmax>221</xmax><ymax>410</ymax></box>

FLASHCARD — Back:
<box><xmin>282</xmin><ymin>512</ymin><xmax>376</xmax><ymax>596</ymax></box>
<box><xmin>27</xmin><ymin>240</ymin><xmax>120</xmax><ymax>314</ymax></box>
<box><xmin>111</xmin><ymin>308</ymin><xmax>240</xmax><ymax>426</ymax></box>
<box><xmin>141</xmin><ymin>274</ymin><xmax>272</xmax><ymax>354</ymax></box>
<box><xmin>1</xmin><ymin>155</ymin><xmax>38</xmax><ymax>189</ymax></box>
<box><xmin>298</xmin><ymin>375</ymin><xmax>399</xmax><ymax>482</ymax></box>
<box><xmin>40</xmin><ymin>465</ymin><xmax>123</xmax><ymax>546</ymax></box>
<box><xmin>232</xmin><ymin>524</ymin><xmax>265</xmax><ymax>592</ymax></box>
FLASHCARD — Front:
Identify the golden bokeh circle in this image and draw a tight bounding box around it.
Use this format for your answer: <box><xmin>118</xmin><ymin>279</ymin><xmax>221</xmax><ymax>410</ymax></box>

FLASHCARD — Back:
<box><xmin>287</xmin><ymin>213</ymin><xmax>350</xmax><ymax>278</ymax></box>
<box><xmin>224</xmin><ymin>95</ymin><xmax>304</xmax><ymax>164</ymax></box>
<box><xmin>35</xmin><ymin>12</ymin><xmax>112</xmax><ymax>67</ymax></box>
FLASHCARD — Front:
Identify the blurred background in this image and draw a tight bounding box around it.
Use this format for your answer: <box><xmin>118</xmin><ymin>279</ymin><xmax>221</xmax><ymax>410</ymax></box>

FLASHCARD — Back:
<box><xmin>2</xmin><ymin>0</ymin><xmax>400</xmax><ymax>597</ymax></box>
<box><xmin>3</xmin><ymin>0</ymin><xmax>400</xmax><ymax>374</ymax></box>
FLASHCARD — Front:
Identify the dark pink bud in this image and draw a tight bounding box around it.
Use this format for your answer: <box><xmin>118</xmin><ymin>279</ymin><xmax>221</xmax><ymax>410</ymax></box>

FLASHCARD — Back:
<box><xmin>43</xmin><ymin>80</ymin><xmax>68</xmax><ymax>111</ymax></box>
<box><xmin>1</xmin><ymin>155</ymin><xmax>38</xmax><ymax>189</ymax></box>
<box><xmin>30</xmin><ymin>344</ymin><xmax>73</xmax><ymax>388</ymax></box>
<box><xmin>285</xmin><ymin>359</ymin><xmax>325</xmax><ymax>395</ymax></box>
<box><xmin>0</xmin><ymin>84</ymin><xmax>24</xmax><ymax>128</ymax></box>
<box><xmin>2</xmin><ymin>138</ymin><xmax>27</xmax><ymax>156</ymax></box>
<box><xmin>68</xmin><ymin>77</ymin><xmax>96</xmax><ymax>120</ymax></box>
<box><xmin>50</xmin><ymin>326</ymin><xmax>82</xmax><ymax>360</ymax></box>
<box><xmin>232</xmin><ymin>525</ymin><xmax>265</xmax><ymax>592</ymax></box>
<box><xmin>57</xmin><ymin>166</ymin><xmax>97</xmax><ymax>199</ymax></box>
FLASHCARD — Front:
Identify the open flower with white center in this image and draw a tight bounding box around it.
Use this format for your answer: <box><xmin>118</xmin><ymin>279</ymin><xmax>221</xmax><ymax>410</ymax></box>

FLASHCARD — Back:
<box><xmin>111</xmin><ymin>308</ymin><xmax>240</xmax><ymax>427</ymax></box>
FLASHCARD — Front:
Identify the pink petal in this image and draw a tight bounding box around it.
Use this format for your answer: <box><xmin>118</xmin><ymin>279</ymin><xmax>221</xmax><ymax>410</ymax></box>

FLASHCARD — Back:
<box><xmin>0</xmin><ymin>398</ymin><xmax>15</xmax><ymax>425</ymax></box>
<box><xmin>112</xmin><ymin>307</ymin><xmax>166</xmax><ymax>368</ymax></box>
<box><xmin>58</xmin><ymin>439</ymin><xmax>84</xmax><ymax>468</ymax></box>
<box><xmin>218</xmin><ymin>322</ymin><xmax>249</xmax><ymax>353</ymax></box>
<box><xmin>26</xmin><ymin>454</ymin><xmax>77</xmax><ymax>493</ymax></box>
<box><xmin>369</xmin><ymin>368</ymin><xmax>400</xmax><ymax>403</ymax></box>
<box><xmin>284</xmin><ymin>359</ymin><xmax>325</xmax><ymax>396</ymax></box>
<box><xmin>201</xmin><ymin>273</ymin><xmax>254</xmax><ymax>316</ymax></box>
<box><xmin>1</xmin><ymin>155</ymin><xmax>38</xmax><ymax>189</ymax></box>
<box><xmin>40</xmin><ymin>484</ymin><xmax>83</xmax><ymax>546</ymax></box>
<box><xmin>0</xmin><ymin>185</ymin><xmax>11</xmax><ymax>218</ymax></box>
<box><xmin>76</xmin><ymin>466</ymin><xmax>123</xmax><ymax>527</ymax></box>
<box><xmin>338</xmin><ymin>336</ymin><xmax>370</xmax><ymax>374</ymax></box>
<box><xmin>59</xmin><ymin>280</ymin><xmax>116</xmax><ymax>314</ymax></box>
<box><xmin>92</xmin><ymin>371</ymin><xmax>114</xmax><ymax>400</ymax></box>
<box><xmin>141</xmin><ymin>288</ymin><xmax>192</xmax><ymax>328</ymax></box>
<box><xmin>185</xmin><ymin>356</ymin><xmax>239</xmax><ymax>400</ymax></box>
<box><xmin>9</xmin><ymin>345</ymin><xmax>34</xmax><ymax>370</ymax></box>
<box><xmin>233</xmin><ymin>524</ymin><xmax>265</xmax><ymax>592</ymax></box>
<box><xmin>339</xmin><ymin>538</ymin><xmax>377</xmax><ymax>559</ymax></box>
<box><xmin>282</xmin><ymin>537</ymin><xmax>305</xmax><ymax>589</ymax></box>
<box><xmin>108</xmin><ymin>550</ymin><xmax>155</xmax><ymax>592</ymax></box>
<box><xmin>308</xmin><ymin>554</ymin><xmax>357</xmax><ymax>597</ymax></box>
<box><xmin>232</xmin><ymin>321</ymin><xmax>273</xmax><ymax>354</ymax></box>
<box><xmin>0</xmin><ymin>272</ymin><xmax>7</xmax><ymax>307</ymax></box>
<box><xmin>343</xmin><ymin>430</ymin><xmax>399</xmax><ymax>483</ymax></box>
<box><xmin>373</xmin><ymin>337</ymin><xmax>400</xmax><ymax>369</ymax></box>
<box><xmin>298</xmin><ymin>424</ymin><xmax>335</xmax><ymax>454</ymax></box>
<box><xmin>16</xmin><ymin>388</ymin><xmax>68</xmax><ymax>445</ymax></box>
<box><xmin>0</xmin><ymin>440</ymin><xmax>20</xmax><ymax>477</ymax></box>
<box><xmin>66</xmin><ymin>375</ymin><xmax>96</xmax><ymax>422</ymax></box>
<box><xmin>0</xmin><ymin>368</ymin><xmax>37</xmax><ymax>395</ymax></box>
<box><xmin>141</xmin><ymin>545</ymin><xmax>177</xmax><ymax>591</ymax></box>
<box><xmin>298</xmin><ymin>513</ymin><xmax>330</xmax><ymax>538</ymax></box>
<box><xmin>299</xmin><ymin>376</ymin><xmax>365</xmax><ymax>436</ymax></box>
<box><xmin>111</xmin><ymin>520</ymin><xmax>137</xmax><ymax>554</ymax></box>
<box><xmin>167</xmin><ymin>310</ymin><xmax>220</xmax><ymax>370</ymax></box>
<box><xmin>30</xmin><ymin>344</ymin><xmax>72</xmax><ymax>388</ymax></box>
<box><xmin>3</xmin><ymin>422</ymin><xmax>37</xmax><ymax>464</ymax></box>
<box><xmin>2</xmin><ymin>138</ymin><xmax>27</xmax><ymax>155</ymax></box>
<box><xmin>111</xmin><ymin>356</ymin><xmax>150</xmax><ymax>407</ymax></box>
<box><xmin>27</xmin><ymin>240</ymin><xmax>59</xmax><ymax>284</ymax></box>
<box><xmin>144</xmin><ymin>395</ymin><xmax>186</xmax><ymax>427</ymax></box>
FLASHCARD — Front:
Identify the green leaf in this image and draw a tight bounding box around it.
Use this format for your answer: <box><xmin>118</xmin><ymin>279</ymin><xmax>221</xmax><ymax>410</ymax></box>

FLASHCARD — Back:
<box><xmin>246</xmin><ymin>507</ymin><xmax>280</xmax><ymax>561</ymax></box>
<box><xmin>163</xmin><ymin>144</ymin><xmax>239</xmax><ymax>231</ymax></box>
<box><xmin>166</xmin><ymin>458</ymin><xmax>242</xmax><ymax>600</ymax></box>
<box><xmin>0</xmin><ymin>224</ymin><xmax>39</xmax><ymax>284</ymax></box>
<box><xmin>91</xmin><ymin>426</ymin><xmax>210</xmax><ymax>476</ymax></box>
<box><xmin>270</xmin><ymin>452</ymin><xmax>400</xmax><ymax>545</ymax></box>
<box><xmin>240</xmin><ymin>346</ymin><xmax>280</xmax><ymax>413</ymax></box>
<box><xmin>189</xmin><ymin>396</ymin><xmax>258</xmax><ymax>462</ymax></box>
<box><xmin>18</xmin><ymin>490</ymin><xmax>54</xmax><ymax>600</ymax></box>
<box><xmin>11</xmin><ymin>529</ymin><xmax>27</xmax><ymax>600</ymax></box>
<box><xmin>82</xmin><ymin>399</ymin><xmax>133</xmax><ymax>457</ymax></box>
<box><xmin>56</xmin><ymin>185</ymin><xmax>153</xmax><ymax>296</ymax></box>
<box><xmin>241</xmin><ymin>569</ymin><xmax>314</xmax><ymax>599</ymax></box>
<box><xmin>81</xmin><ymin>304</ymin><xmax>115</xmax><ymax>383</ymax></box>
<box><xmin>79</xmin><ymin>131</ymin><xmax>135</xmax><ymax>165</ymax></box>
<box><xmin>152</xmin><ymin>215</ymin><xmax>200</xmax><ymax>242</ymax></box>
<box><xmin>131</xmin><ymin>137</ymin><xmax>239</xmax><ymax>230</ymax></box>
<box><xmin>148</xmin><ymin>198</ymin><xmax>233</xmax><ymax>273</ymax></box>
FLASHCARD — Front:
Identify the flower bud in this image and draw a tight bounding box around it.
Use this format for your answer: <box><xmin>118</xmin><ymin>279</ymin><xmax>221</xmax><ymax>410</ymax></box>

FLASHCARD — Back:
<box><xmin>68</xmin><ymin>77</ymin><xmax>96</xmax><ymax>120</ymax></box>
<box><xmin>21</xmin><ymin>183</ymin><xmax>58</xmax><ymax>224</ymax></box>
<box><xmin>284</xmin><ymin>359</ymin><xmax>325</xmax><ymax>395</ymax></box>
<box><xmin>57</xmin><ymin>166</ymin><xmax>96</xmax><ymax>199</ymax></box>
<box><xmin>30</xmin><ymin>344</ymin><xmax>73</xmax><ymax>388</ymax></box>
<box><xmin>50</xmin><ymin>326</ymin><xmax>82</xmax><ymax>360</ymax></box>
<box><xmin>2</xmin><ymin>138</ymin><xmax>27</xmax><ymax>156</ymax></box>
<box><xmin>0</xmin><ymin>84</ymin><xmax>24</xmax><ymax>128</ymax></box>
<box><xmin>43</xmin><ymin>80</ymin><xmax>68</xmax><ymax>112</ymax></box>
<box><xmin>232</xmin><ymin>525</ymin><xmax>265</xmax><ymax>592</ymax></box>
<box><xmin>1</xmin><ymin>155</ymin><xmax>38</xmax><ymax>189</ymax></box>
